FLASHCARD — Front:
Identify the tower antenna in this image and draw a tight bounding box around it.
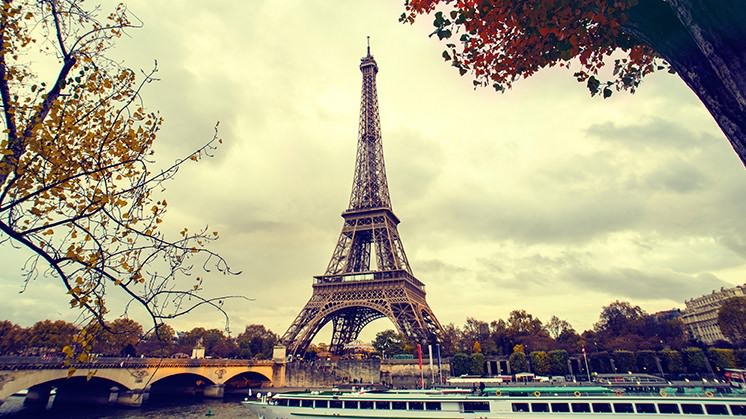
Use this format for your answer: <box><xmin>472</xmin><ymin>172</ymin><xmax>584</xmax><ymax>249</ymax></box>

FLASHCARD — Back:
<box><xmin>367</xmin><ymin>36</ymin><xmax>371</xmax><ymax>56</ymax></box>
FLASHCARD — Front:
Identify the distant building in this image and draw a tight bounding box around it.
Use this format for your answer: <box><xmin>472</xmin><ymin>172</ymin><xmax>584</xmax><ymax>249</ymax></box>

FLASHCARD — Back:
<box><xmin>682</xmin><ymin>284</ymin><xmax>746</xmax><ymax>344</ymax></box>
<box><xmin>653</xmin><ymin>308</ymin><xmax>683</xmax><ymax>322</ymax></box>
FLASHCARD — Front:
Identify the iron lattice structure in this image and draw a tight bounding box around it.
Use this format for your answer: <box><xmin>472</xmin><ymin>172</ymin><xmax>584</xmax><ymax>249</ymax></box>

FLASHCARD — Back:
<box><xmin>281</xmin><ymin>48</ymin><xmax>443</xmax><ymax>357</ymax></box>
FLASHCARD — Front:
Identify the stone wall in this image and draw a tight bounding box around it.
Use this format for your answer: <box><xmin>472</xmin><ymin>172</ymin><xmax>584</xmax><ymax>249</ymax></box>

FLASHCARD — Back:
<box><xmin>284</xmin><ymin>360</ymin><xmax>381</xmax><ymax>387</ymax></box>
<box><xmin>284</xmin><ymin>359</ymin><xmax>451</xmax><ymax>388</ymax></box>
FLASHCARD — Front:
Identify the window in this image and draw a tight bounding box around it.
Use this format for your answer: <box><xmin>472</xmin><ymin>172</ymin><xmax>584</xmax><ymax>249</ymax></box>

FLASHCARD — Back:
<box><xmin>375</xmin><ymin>401</ymin><xmax>390</xmax><ymax>410</ymax></box>
<box><xmin>343</xmin><ymin>401</ymin><xmax>358</xmax><ymax>409</ymax></box>
<box><xmin>635</xmin><ymin>403</ymin><xmax>657</xmax><ymax>414</ymax></box>
<box><xmin>288</xmin><ymin>399</ymin><xmax>300</xmax><ymax>407</ymax></box>
<box><xmin>531</xmin><ymin>403</ymin><xmax>550</xmax><ymax>413</ymax></box>
<box><xmin>705</xmin><ymin>404</ymin><xmax>729</xmax><ymax>415</ymax></box>
<box><xmin>463</xmin><ymin>402</ymin><xmax>490</xmax><ymax>412</ymax></box>
<box><xmin>658</xmin><ymin>403</ymin><xmax>679</xmax><ymax>414</ymax></box>
<box><xmin>301</xmin><ymin>400</ymin><xmax>313</xmax><ymax>408</ymax></box>
<box><xmin>512</xmin><ymin>403</ymin><xmax>529</xmax><ymax>412</ymax></box>
<box><xmin>277</xmin><ymin>399</ymin><xmax>289</xmax><ymax>407</ymax></box>
<box><xmin>592</xmin><ymin>403</ymin><xmax>612</xmax><ymax>413</ymax></box>
<box><xmin>551</xmin><ymin>403</ymin><xmax>570</xmax><ymax>413</ymax></box>
<box><xmin>572</xmin><ymin>403</ymin><xmax>591</xmax><ymax>413</ymax></box>
<box><xmin>392</xmin><ymin>401</ymin><xmax>407</xmax><ymax>410</ymax></box>
<box><xmin>681</xmin><ymin>404</ymin><xmax>703</xmax><ymax>414</ymax></box>
<box><xmin>315</xmin><ymin>400</ymin><xmax>328</xmax><ymax>408</ymax></box>
<box><xmin>359</xmin><ymin>401</ymin><xmax>373</xmax><ymax>409</ymax></box>
<box><xmin>329</xmin><ymin>400</ymin><xmax>342</xmax><ymax>409</ymax></box>
<box><xmin>425</xmin><ymin>402</ymin><xmax>441</xmax><ymax>411</ymax></box>
<box><xmin>614</xmin><ymin>403</ymin><xmax>634</xmax><ymax>413</ymax></box>
<box><xmin>409</xmin><ymin>402</ymin><xmax>424</xmax><ymax>410</ymax></box>
<box><xmin>731</xmin><ymin>405</ymin><xmax>746</xmax><ymax>416</ymax></box>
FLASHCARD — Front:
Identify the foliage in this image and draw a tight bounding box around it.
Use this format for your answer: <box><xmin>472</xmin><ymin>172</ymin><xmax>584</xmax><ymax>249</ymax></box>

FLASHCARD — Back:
<box><xmin>529</xmin><ymin>351</ymin><xmax>550</xmax><ymax>375</ymax></box>
<box><xmin>372</xmin><ymin>329</ymin><xmax>407</xmax><ymax>356</ymax></box>
<box><xmin>660</xmin><ymin>349</ymin><xmax>684</xmax><ymax>374</ymax></box>
<box><xmin>707</xmin><ymin>348</ymin><xmax>736</xmax><ymax>373</ymax></box>
<box><xmin>683</xmin><ymin>347</ymin><xmax>708</xmax><ymax>374</ymax></box>
<box><xmin>470</xmin><ymin>352</ymin><xmax>485</xmax><ymax>375</ymax></box>
<box><xmin>236</xmin><ymin>324</ymin><xmax>278</xmax><ymax>360</ymax></box>
<box><xmin>92</xmin><ymin>317</ymin><xmax>143</xmax><ymax>356</ymax></box>
<box><xmin>635</xmin><ymin>350</ymin><xmax>659</xmax><ymax>374</ymax></box>
<box><xmin>613</xmin><ymin>350</ymin><xmax>636</xmax><ymax>373</ymax></box>
<box><xmin>451</xmin><ymin>352</ymin><xmax>471</xmax><ymax>376</ymax></box>
<box><xmin>402</xmin><ymin>0</ymin><xmax>746</xmax><ymax>167</ymax></box>
<box><xmin>439</xmin><ymin>323</ymin><xmax>462</xmax><ymax>356</ymax></box>
<box><xmin>0</xmin><ymin>0</ymin><xmax>238</xmax><ymax>356</ymax></box>
<box><xmin>547</xmin><ymin>349</ymin><xmax>569</xmax><ymax>375</ymax></box>
<box><xmin>718</xmin><ymin>297</ymin><xmax>746</xmax><ymax>345</ymax></box>
<box><xmin>589</xmin><ymin>351</ymin><xmax>612</xmax><ymax>374</ymax></box>
<box><xmin>138</xmin><ymin>323</ymin><xmax>176</xmax><ymax>357</ymax></box>
<box><xmin>508</xmin><ymin>350</ymin><xmax>528</xmax><ymax>373</ymax></box>
<box><xmin>545</xmin><ymin>316</ymin><xmax>574</xmax><ymax>340</ymax></box>
<box><xmin>737</xmin><ymin>350</ymin><xmax>746</xmax><ymax>369</ymax></box>
<box><xmin>26</xmin><ymin>320</ymin><xmax>78</xmax><ymax>353</ymax></box>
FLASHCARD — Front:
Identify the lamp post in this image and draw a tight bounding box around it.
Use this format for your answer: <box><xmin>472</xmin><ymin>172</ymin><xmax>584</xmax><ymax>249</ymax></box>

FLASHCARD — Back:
<box><xmin>582</xmin><ymin>347</ymin><xmax>591</xmax><ymax>382</ymax></box>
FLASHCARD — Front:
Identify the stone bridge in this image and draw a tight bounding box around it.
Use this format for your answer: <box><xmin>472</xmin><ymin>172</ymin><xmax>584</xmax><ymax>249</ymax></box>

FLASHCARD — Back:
<box><xmin>0</xmin><ymin>356</ymin><xmax>285</xmax><ymax>407</ymax></box>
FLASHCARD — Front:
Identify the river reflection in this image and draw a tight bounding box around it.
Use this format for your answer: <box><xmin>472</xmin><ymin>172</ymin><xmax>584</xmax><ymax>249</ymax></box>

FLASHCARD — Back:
<box><xmin>0</xmin><ymin>396</ymin><xmax>258</xmax><ymax>418</ymax></box>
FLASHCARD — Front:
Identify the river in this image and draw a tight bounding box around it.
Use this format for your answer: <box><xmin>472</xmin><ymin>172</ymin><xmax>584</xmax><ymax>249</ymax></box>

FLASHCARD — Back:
<box><xmin>0</xmin><ymin>396</ymin><xmax>257</xmax><ymax>418</ymax></box>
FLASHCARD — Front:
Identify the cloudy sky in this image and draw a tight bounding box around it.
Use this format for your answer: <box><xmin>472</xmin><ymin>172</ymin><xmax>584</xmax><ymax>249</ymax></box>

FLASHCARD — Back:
<box><xmin>1</xmin><ymin>1</ymin><xmax>745</xmax><ymax>342</ymax></box>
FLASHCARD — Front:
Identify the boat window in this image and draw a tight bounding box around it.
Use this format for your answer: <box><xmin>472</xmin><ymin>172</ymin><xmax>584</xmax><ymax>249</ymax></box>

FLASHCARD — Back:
<box><xmin>572</xmin><ymin>403</ymin><xmax>591</xmax><ymax>413</ymax></box>
<box><xmin>635</xmin><ymin>403</ymin><xmax>657</xmax><ymax>414</ymax></box>
<box><xmin>277</xmin><ymin>399</ymin><xmax>289</xmax><ymax>407</ymax></box>
<box><xmin>301</xmin><ymin>400</ymin><xmax>313</xmax><ymax>408</ymax></box>
<box><xmin>315</xmin><ymin>400</ymin><xmax>328</xmax><ymax>408</ymax></box>
<box><xmin>463</xmin><ymin>401</ymin><xmax>490</xmax><ymax>412</ymax></box>
<box><xmin>409</xmin><ymin>401</ymin><xmax>424</xmax><ymax>410</ymax></box>
<box><xmin>680</xmin><ymin>403</ymin><xmax>703</xmax><ymax>414</ymax></box>
<box><xmin>531</xmin><ymin>403</ymin><xmax>549</xmax><ymax>413</ymax></box>
<box><xmin>551</xmin><ymin>403</ymin><xmax>570</xmax><ymax>412</ymax></box>
<box><xmin>329</xmin><ymin>400</ymin><xmax>342</xmax><ymax>409</ymax></box>
<box><xmin>613</xmin><ymin>403</ymin><xmax>634</xmax><ymax>413</ymax></box>
<box><xmin>512</xmin><ymin>403</ymin><xmax>530</xmax><ymax>412</ymax></box>
<box><xmin>392</xmin><ymin>401</ymin><xmax>407</xmax><ymax>410</ymax></box>
<box><xmin>658</xmin><ymin>403</ymin><xmax>679</xmax><ymax>414</ymax></box>
<box><xmin>359</xmin><ymin>401</ymin><xmax>373</xmax><ymax>409</ymax></box>
<box><xmin>375</xmin><ymin>401</ymin><xmax>390</xmax><ymax>410</ymax></box>
<box><xmin>705</xmin><ymin>404</ymin><xmax>728</xmax><ymax>415</ymax></box>
<box><xmin>288</xmin><ymin>399</ymin><xmax>300</xmax><ymax>407</ymax></box>
<box><xmin>731</xmin><ymin>405</ymin><xmax>746</xmax><ymax>415</ymax></box>
<box><xmin>592</xmin><ymin>403</ymin><xmax>612</xmax><ymax>413</ymax></box>
<box><xmin>343</xmin><ymin>400</ymin><xmax>358</xmax><ymax>409</ymax></box>
<box><xmin>425</xmin><ymin>402</ymin><xmax>442</xmax><ymax>411</ymax></box>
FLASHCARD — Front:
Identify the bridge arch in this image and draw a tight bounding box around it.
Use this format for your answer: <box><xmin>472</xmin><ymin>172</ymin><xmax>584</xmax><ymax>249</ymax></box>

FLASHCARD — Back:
<box><xmin>0</xmin><ymin>369</ymin><xmax>130</xmax><ymax>402</ymax></box>
<box><xmin>148</xmin><ymin>372</ymin><xmax>215</xmax><ymax>399</ymax></box>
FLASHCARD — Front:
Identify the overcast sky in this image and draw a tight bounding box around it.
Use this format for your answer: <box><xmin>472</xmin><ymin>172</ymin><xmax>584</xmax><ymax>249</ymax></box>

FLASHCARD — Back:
<box><xmin>1</xmin><ymin>1</ymin><xmax>745</xmax><ymax>342</ymax></box>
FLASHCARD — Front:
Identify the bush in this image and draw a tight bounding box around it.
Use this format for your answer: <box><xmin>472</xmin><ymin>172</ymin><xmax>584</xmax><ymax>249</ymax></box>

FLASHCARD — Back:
<box><xmin>548</xmin><ymin>350</ymin><xmax>569</xmax><ymax>375</ymax></box>
<box><xmin>451</xmin><ymin>352</ymin><xmax>471</xmax><ymax>376</ymax></box>
<box><xmin>470</xmin><ymin>352</ymin><xmax>485</xmax><ymax>375</ymax></box>
<box><xmin>707</xmin><ymin>348</ymin><xmax>736</xmax><ymax>373</ymax></box>
<box><xmin>660</xmin><ymin>349</ymin><xmax>684</xmax><ymax>374</ymax></box>
<box><xmin>509</xmin><ymin>351</ymin><xmax>529</xmax><ymax>373</ymax></box>
<box><xmin>589</xmin><ymin>352</ymin><xmax>612</xmax><ymax>373</ymax></box>
<box><xmin>613</xmin><ymin>350</ymin><xmax>636</xmax><ymax>373</ymax></box>
<box><xmin>530</xmin><ymin>351</ymin><xmax>550</xmax><ymax>375</ymax></box>
<box><xmin>636</xmin><ymin>350</ymin><xmax>659</xmax><ymax>374</ymax></box>
<box><xmin>683</xmin><ymin>347</ymin><xmax>708</xmax><ymax>374</ymax></box>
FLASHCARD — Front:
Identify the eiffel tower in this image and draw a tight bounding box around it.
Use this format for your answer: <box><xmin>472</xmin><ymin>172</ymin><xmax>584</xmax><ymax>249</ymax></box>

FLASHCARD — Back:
<box><xmin>281</xmin><ymin>44</ymin><xmax>443</xmax><ymax>357</ymax></box>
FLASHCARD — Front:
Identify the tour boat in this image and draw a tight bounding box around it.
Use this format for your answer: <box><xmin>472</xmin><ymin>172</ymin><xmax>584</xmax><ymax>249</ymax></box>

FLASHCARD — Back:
<box><xmin>242</xmin><ymin>385</ymin><xmax>746</xmax><ymax>418</ymax></box>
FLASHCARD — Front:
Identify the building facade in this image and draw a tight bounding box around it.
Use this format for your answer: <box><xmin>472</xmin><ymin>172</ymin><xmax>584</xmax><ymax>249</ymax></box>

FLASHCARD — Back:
<box><xmin>682</xmin><ymin>284</ymin><xmax>746</xmax><ymax>344</ymax></box>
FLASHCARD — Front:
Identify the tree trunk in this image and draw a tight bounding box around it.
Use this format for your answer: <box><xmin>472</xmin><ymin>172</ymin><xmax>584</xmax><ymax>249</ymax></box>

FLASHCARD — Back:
<box><xmin>625</xmin><ymin>0</ymin><xmax>746</xmax><ymax>168</ymax></box>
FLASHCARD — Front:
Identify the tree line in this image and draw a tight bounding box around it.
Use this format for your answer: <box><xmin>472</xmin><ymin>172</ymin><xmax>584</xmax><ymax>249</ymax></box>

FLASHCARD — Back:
<box><xmin>0</xmin><ymin>319</ymin><xmax>279</xmax><ymax>361</ymax></box>
<box><xmin>372</xmin><ymin>299</ymin><xmax>746</xmax><ymax>376</ymax></box>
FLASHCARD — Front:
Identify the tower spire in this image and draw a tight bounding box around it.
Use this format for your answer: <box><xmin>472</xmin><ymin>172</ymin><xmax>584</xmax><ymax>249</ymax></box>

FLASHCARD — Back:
<box><xmin>366</xmin><ymin>35</ymin><xmax>371</xmax><ymax>57</ymax></box>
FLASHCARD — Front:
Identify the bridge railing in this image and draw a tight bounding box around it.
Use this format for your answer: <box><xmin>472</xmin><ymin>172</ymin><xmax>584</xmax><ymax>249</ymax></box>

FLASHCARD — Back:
<box><xmin>0</xmin><ymin>356</ymin><xmax>274</xmax><ymax>370</ymax></box>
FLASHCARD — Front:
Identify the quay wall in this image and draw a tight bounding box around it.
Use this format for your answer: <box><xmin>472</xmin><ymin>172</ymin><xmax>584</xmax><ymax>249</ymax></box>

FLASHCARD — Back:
<box><xmin>283</xmin><ymin>359</ymin><xmax>450</xmax><ymax>388</ymax></box>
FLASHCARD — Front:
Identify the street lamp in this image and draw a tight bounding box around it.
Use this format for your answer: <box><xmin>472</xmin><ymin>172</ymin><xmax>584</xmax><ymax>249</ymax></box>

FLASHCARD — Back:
<box><xmin>582</xmin><ymin>347</ymin><xmax>591</xmax><ymax>382</ymax></box>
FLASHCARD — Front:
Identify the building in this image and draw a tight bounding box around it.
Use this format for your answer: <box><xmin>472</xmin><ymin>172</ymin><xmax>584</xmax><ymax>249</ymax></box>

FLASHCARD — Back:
<box><xmin>682</xmin><ymin>284</ymin><xmax>746</xmax><ymax>344</ymax></box>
